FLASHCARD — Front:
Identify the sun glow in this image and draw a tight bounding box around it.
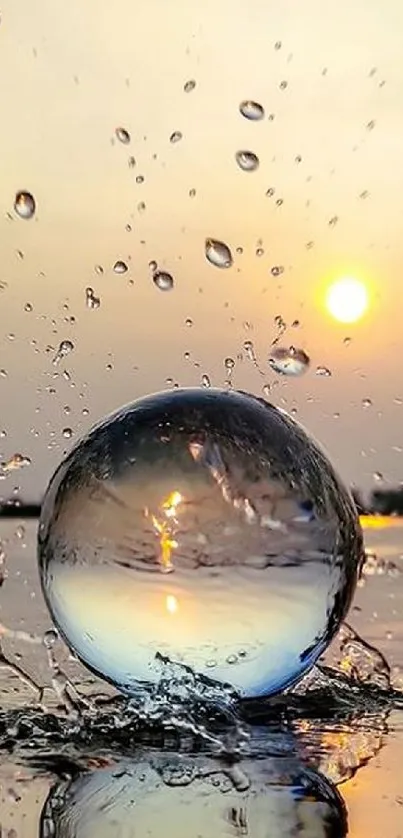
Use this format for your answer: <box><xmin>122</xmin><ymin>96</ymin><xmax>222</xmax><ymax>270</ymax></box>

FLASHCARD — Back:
<box><xmin>326</xmin><ymin>278</ymin><xmax>369</xmax><ymax>324</ymax></box>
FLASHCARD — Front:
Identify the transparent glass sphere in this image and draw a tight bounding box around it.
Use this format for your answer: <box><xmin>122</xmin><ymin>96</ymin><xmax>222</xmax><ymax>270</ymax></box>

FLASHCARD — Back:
<box><xmin>38</xmin><ymin>389</ymin><xmax>363</xmax><ymax>699</ymax></box>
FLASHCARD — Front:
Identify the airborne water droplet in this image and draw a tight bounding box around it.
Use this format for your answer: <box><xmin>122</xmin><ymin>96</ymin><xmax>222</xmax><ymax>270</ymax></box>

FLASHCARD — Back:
<box><xmin>115</xmin><ymin>126</ymin><xmax>131</xmax><ymax>144</ymax></box>
<box><xmin>14</xmin><ymin>191</ymin><xmax>36</xmax><ymax>220</ymax></box>
<box><xmin>113</xmin><ymin>260</ymin><xmax>128</xmax><ymax>274</ymax></box>
<box><xmin>235</xmin><ymin>150</ymin><xmax>260</xmax><ymax>172</ymax></box>
<box><xmin>239</xmin><ymin>100</ymin><xmax>265</xmax><ymax>121</ymax></box>
<box><xmin>53</xmin><ymin>339</ymin><xmax>74</xmax><ymax>366</ymax></box>
<box><xmin>85</xmin><ymin>287</ymin><xmax>101</xmax><ymax>309</ymax></box>
<box><xmin>153</xmin><ymin>270</ymin><xmax>174</xmax><ymax>292</ymax></box>
<box><xmin>269</xmin><ymin>346</ymin><xmax>310</xmax><ymax>377</ymax></box>
<box><xmin>170</xmin><ymin>131</ymin><xmax>183</xmax><ymax>144</ymax></box>
<box><xmin>205</xmin><ymin>238</ymin><xmax>233</xmax><ymax>269</ymax></box>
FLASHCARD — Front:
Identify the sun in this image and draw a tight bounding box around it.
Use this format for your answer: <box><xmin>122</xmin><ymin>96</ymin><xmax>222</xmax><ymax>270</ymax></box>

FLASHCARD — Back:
<box><xmin>326</xmin><ymin>278</ymin><xmax>369</xmax><ymax>324</ymax></box>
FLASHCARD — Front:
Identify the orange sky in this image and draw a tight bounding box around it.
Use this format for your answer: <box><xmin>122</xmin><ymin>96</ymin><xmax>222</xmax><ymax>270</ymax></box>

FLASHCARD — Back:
<box><xmin>0</xmin><ymin>0</ymin><xmax>403</xmax><ymax>500</ymax></box>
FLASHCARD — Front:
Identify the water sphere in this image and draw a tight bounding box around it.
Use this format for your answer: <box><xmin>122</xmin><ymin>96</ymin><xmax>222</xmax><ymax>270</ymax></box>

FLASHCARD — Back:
<box><xmin>37</xmin><ymin>388</ymin><xmax>363</xmax><ymax>699</ymax></box>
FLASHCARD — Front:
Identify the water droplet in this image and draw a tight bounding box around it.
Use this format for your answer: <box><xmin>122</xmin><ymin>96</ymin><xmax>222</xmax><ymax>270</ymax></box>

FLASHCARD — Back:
<box><xmin>153</xmin><ymin>270</ymin><xmax>174</xmax><ymax>292</ymax></box>
<box><xmin>62</xmin><ymin>428</ymin><xmax>73</xmax><ymax>439</ymax></box>
<box><xmin>256</xmin><ymin>247</ymin><xmax>264</xmax><ymax>257</ymax></box>
<box><xmin>366</xmin><ymin>120</ymin><xmax>376</xmax><ymax>131</ymax></box>
<box><xmin>269</xmin><ymin>346</ymin><xmax>310</xmax><ymax>377</ymax></box>
<box><xmin>274</xmin><ymin>40</ymin><xmax>282</xmax><ymax>50</ymax></box>
<box><xmin>205</xmin><ymin>238</ymin><xmax>233</xmax><ymax>269</ymax></box>
<box><xmin>128</xmin><ymin>156</ymin><xmax>136</xmax><ymax>168</ymax></box>
<box><xmin>343</xmin><ymin>336</ymin><xmax>352</xmax><ymax>346</ymax></box>
<box><xmin>224</xmin><ymin>357</ymin><xmax>235</xmax><ymax>372</ymax></box>
<box><xmin>170</xmin><ymin>131</ymin><xmax>183</xmax><ymax>144</ymax></box>
<box><xmin>0</xmin><ymin>453</ymin><xmax>31</xmax><ymax>478</ymax></box>
<box><xmin>239</xmin><ymin>100</ymin><xmax>265</xmax><ymax>121</ymax></box>
<box><xmin>184</xmin><ymin>79</ymin><xmax>196</xmax><ymax>93</ymax></box>
<box><xmin>359</xmin><ymin>190</ymin><xmax>369</xmax><ymax>199</ymax></box>
<box><xmin>24</xmin><ymin>302</ymin><xmax>33</xmax><ymax>312</ymax></box>
<box><xmin>14</xmin><ymin>191</ymin><xmax>36</xmax><ymax>220</ymax></box>
<box><xmin>115</xmin><ymin>126</ymin><xmax>131</xmax><ymax>144</ymax></box>
<box><xmin>85</xmin><ymin>287</ymin><xmax>101</xmax><ymax>309</ymax></box>
<box><xmin>38</xmin><ymin>387</ymin><xmax>363</xmax><ymax>699</ymax></box>
<box><xmin>235</xmin><ymin>150</ymin><xmax>259</xmax><ymax>171</ymax></box>
<box><xmin>95</xmin><ymin>264</ymin><xmax>104</xmax><ymax>275</ymax></box>
<box><xmin>189</xmin><ymin>188</ymin><xmax>196</xmax><ymax>198</ymax></box>
<box><xmin>185</xmin><ymin>318</ymin><xmax>193</xmax><ymax>327</ymax></box>
<box><xmin>328</xmin><ymin>215</ymin><xmax>339</xmax><ymax>227</ymax></box>
<box><xmin>113</xmin><ymin>260</ymin><xmax>128</xmax><ymax>274</ymax></box>
<box><xmin>266</xmin><ymin>187</ymin><xmax>275</xmax><ymax>197</ymax></box>
<box><xmin>295</xmin><ymin>154</ymin><xmax>302</xmax><ymax>164</ymax></box>
<box><xmin>136</xmin><ymin>174</ymin><xmax>144</xmax><ymax>184</ymax></box>
<box><xmin>271</xmin><ymin>265</ymin><xmax>284</xmax><ymax>277</ymax></box>
<box><xmin>201</xmin><ymin>374</ymin><xmax>211</xmax><ymax>388</ymax></box>
<box><xmin>362</xmin><ymin>398</ymin><xmax>372</xmax><ymax>409</ymax></box>
<box><xmin>316</xmin><ymin>366</ymin><xmax>332</xmax><ymax>377</ymax></box>
<box><xmin>279</xmin><ymin>80</ymin><xmax>288</xmax><ymax>90</ymax></box>
<box><xmin>53</xmin><ymin>339</ymin><xmax>74</xmax><ymax>366</ymax></box>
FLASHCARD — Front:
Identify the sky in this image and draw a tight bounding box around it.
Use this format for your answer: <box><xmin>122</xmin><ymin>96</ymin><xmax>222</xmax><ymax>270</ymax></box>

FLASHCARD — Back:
<box><xmin>0</xmin><ymin>0</ymin><xmax>403</xmax><ymax>501</ymax></box>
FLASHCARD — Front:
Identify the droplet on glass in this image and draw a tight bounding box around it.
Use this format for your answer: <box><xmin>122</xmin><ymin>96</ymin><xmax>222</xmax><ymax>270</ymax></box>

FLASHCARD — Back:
<box><xmin>94</xmin><ymin>264</ymin><xmax>104</xmax><ymax>275</ymax></box>
<box><xmin>235</xmin><ymin>150</ymin><xmax>259</xmax><ymax>172</ymax></box>
<box><xmin>279</xmin><ymin>80</ymin><xmax>288</xmax><ymax>90</ymax></box>
<box><xmin>185</xmin><ymin>318</ymin><xmax>193</xmax><ymax>328</ymax></box>
<box><xmin>38</xmin><ymin>387</ymin><xmax>363</xmax><ymax>699</ymax></box>
<box><xmin>239</xmin><ymin>100</ymin><xmax>265</xmax><ymax>121</ymax></box>
<box><xmin>115</xmin><ymin>127</ymin><xmax>131</xmax><ymax>144</ymax></box>
<box><xmin>224</xmin><ymin>357</ymin><xmax>235</xmax><ymax>371</ymax></box>
<box><xmin>269</xmin><ymin>346</ymin><xmax>310</xmax><ymax>377</ymax></box>
<box><xmin>362</xmin><ymin>398</ymin><xmax>372</xmax><ymax>409</ymax></box>
<box><xmin>62</xmin><ymin>428</ymin><xmax>73</xmax><ymax>439</ymax></box>
<box><xmin>328</xmin><ymin>216</ymin><xmax>339</xmax><ymax>227</ymax></box>
<box><xmin>205</xmin><ymin>238</ymin><xmax>233</xmax><ymax>269</ymax></box>
<box><xmin>266</xmin><ymin>187</ymin><xmax>275</xmax><ymax>197</ymax></box>
<box><xmin>274</xmin><ymin>40</ymin><xmax>282</xmax><ymax>50</ymax></box>
<box><xmin>366</xmin><ymin>120</ymin><xmax>376</xmax><ymax>131</ymax></box>
<box><xmin>316</xmin><ymin>366</ymin><xmax>332</xmax><ymax>377</ymax></box>
<box><xmin>113</xmin><ymin>260</ymin><xmax>128</xmax><ymax>274</ymax></box>
<box><xmin>136</xmin><ymin>175</ymin><xmax>144</xmax><ymax>184</ymax></box>
<box><xmin>128</xmin><ymin>156</ymin><xmax>136</xmax><ymax>168</ymax></box>
<box><xmin>153</xmin><ymin>271</ymin><xmax>174</xmax><ymax>292</ymax></box>
<box><xmin>14</xmin><ymin>191</ymin><xmax>36</xmax><ymax>220</ymax></box>
<box><xmin>24</xmin><ymin>302</ymin><xmax>33</xmax><ymax>313</ymax></box>
<box><xmin>184</xmin><ymin>79</ymin><xmax>196</xmax><ymax>93</ymax></box>
<box><xmin>189</xmin><ymin>188</ymin><xmax>196</xmax><ymax>198</ymax></box>
<box><xmin>170</xmin><ymin>131</ymin><xmax>183</xmax><ymax>144</ymax></box>
<box><xmin>201</xmin><ymin>374</ymin><xmax>211</xmax><ymax>388</ymax></box>
<box><xmin>271</xmin><ymin>265</ymin><xmax>284</xmax><ymax>277</ymax></box>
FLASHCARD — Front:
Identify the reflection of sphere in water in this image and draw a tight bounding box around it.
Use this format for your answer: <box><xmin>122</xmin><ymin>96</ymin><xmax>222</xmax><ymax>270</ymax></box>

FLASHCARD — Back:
<box><xmin>40</xmin><ymin>751</ymin><xmax>348</xmax><ymax>838</ymax></box>
<box><xmin>38</xmin><ymin>388</ymin><xmax>363</xmax><ymax>698</ymax></box>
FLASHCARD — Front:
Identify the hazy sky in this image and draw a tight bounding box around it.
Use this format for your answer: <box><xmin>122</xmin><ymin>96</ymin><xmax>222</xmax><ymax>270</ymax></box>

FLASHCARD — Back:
<box><xmin>1</xmin><ymin>0</ymin><xmax>403</xmax><ymax>500</ymax></box>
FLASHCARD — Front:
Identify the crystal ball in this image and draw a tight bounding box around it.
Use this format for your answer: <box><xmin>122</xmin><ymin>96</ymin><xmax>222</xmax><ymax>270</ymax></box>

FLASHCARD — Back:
<box><xmin>37</xmin><ymin>388</ymin><xmax>363</xmax><ymax>699</ymax></box>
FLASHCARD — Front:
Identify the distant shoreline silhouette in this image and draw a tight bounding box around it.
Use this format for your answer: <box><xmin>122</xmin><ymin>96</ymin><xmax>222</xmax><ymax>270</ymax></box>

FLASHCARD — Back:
<box><xmin>1</xmin><ymin>487</ymin><xmax>403</xmax><ymax>519</ymax></box>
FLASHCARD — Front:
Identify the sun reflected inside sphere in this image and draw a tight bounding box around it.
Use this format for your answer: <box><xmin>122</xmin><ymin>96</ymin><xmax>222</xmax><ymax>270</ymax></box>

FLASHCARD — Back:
<box><xmin>326</xmin><ymin>278</ymin><xmax>369</xmax><ymax>324</ymax></box>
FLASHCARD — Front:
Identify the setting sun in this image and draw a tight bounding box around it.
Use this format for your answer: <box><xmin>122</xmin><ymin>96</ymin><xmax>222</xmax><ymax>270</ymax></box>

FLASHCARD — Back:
<box><xmin>326</xmin><ymin>278</ymin><xmax>369</xmax><ymax>324</ymax></box>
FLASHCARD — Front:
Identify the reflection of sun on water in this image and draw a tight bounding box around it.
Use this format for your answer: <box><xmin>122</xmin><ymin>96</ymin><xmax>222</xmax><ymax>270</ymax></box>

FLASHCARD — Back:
<box><xmin>326</xmin><ymin>278</ymin><xmax>369</xmax><ymax>324</ymax></box>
